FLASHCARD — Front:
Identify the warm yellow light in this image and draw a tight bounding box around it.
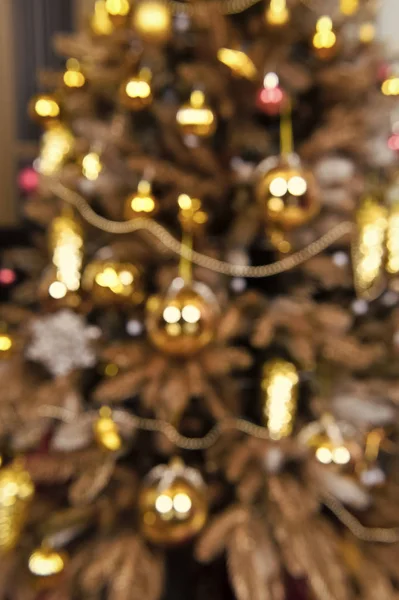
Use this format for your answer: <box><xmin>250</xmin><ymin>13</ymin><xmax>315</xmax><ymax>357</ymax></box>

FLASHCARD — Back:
<box><xmin>125</xmin><ymin>79</ymin><xmax>151</xmax><ymax>99</ymax></box>
<box><xmin>382</xmin><ymin>76</ymin><xmax>399</xmax><ymax>96</ymax></box>
<box><xmin>105</xmin><ymin>0</ymin><xmax>130</xmax><ymax>15</ymax></box>
<box><xmin>263</xmin><ymin>360</ymin><xmax>298</xmax><ymax>440</ymax></box>
<box><xmin>64</xmin><ymin>69</ymin><xmax>85</xmax><ymax>89</ymax></box>
<box><xmin>268</xmin><ymin>197</ymin><xmax>284</xmax><ymax>212</ymax></box>
<box><xmin>387</xmin><ymin>207</ymin><xmax>399</xmax><ymax>274</ymax></box>
<box><xmin>359</xmin><ymin>22</ymin><xmax>375</xmax><ymax>44</ymax></box>
<box><xmin>217</xmin><ymin>48</ymin><xmax>257</xmax><ymax>80</ymax></box>
<box><xmin>91</xmin><ymin>0</ymin><xmax>114</xmax><ymax>35</ymax></box>
<box><xmin>29</xmin><ymin>549</ymin><xmax>65</xmax><ymax>577</ymax></box>
<box><xmin>163</xmin><ymin>306</ymin><xmax>181</xmax><ymax>324</ymax></box>
<box><xmin>340</xmin><ymin>0</ymin><xmax>359</xmax><ymax>15</ymax></box>
<box><xmin>266</xmin><ymin>0</ymin><xmax>289</xmax><ymax>25</ymax></box>
<box><xmin>96</xmin><ymin>267</ymin><xmax>119</xmax><ymax>288</ymax></box>
<box><xmin>173</xmin><ymin>492</ymin><xmax>192</xmax><ymax>514</ymax></box>
<box><xmin>49</xmin><ymin>281</ymin><xmax>67</xmax><ymax>299</ymax></box>
<box><xmin>0</xmin><ymin>335</ymin><xmax>12</xmax><ymax>352</ymax></box>
<box><xmin>178</xmin><ymin>194</ymin><xmax>193</xmax><ymax>211</ymax></box>
<box><xmin>269</xmin><ymin>176</ymin><xmax>288</xmax><ymax>197</ymax></box>
<box><xmin>332</xmin><ymin>445</ymin><xmax>351</xmax><ymax>465</ymax></box>
<box><xmin>131</xmin><ymin>196</ymin><xmax>155</xmax><ymax>213</ymax></box>
<box><xmin>190</xmin><ymin>90</ymin><xmax>205</xmax><ymax>109</ymax></box>
<box><xmin>35</xmin><ymin>98</ymin><xmax>60</xmax><ymax>118</ymax></box>
<box><xmin>119</xmin><ymin>270</ymin><xmax>134</xmax><ymax>285</ymax></box>
<box><xmin>181</xmin><ymin>304</ymin><xmax>201</xmax><ymax>324</ymax></box>
<box><xmin>104</xmin><ymin>363</ymin><xmax>119</xmax><ymax>377</ymax></box>
<box><xmin>155</xmin><ymin>494</ymin><xmax>173</xmax><ymax>514</ymax></box>
<box><xmin>315</xmin><ymin>446</ymin><xmax>333</xmax><ymax>464</ymax></box>
<box><xmin>287</xmin><ymin>176</ymin><xmax>307</xmax><ymax>196</ymax></box>
<box><xmin>133</xmin><ymin>1</ymin><xmax>171</xmax><ymax>39</ymax></box>
<box><xmin>82</xmin><ymin>152</ymin><xmax>102</xmax><ymax>181</ymax></box>
<box><xmin>313</xmin><ymin>16</ymin><xmax>336</xmax><ymax>50</ymax></box>
<box><xmin>177</xmin><ymin>108</ymin><xmax>215</xmax><ymax>127</ymax></box>
<box><xmin>355</xmin><ymin>199</ymin><xmax>388</xmax><ymax>294</ymax></box>
<box><xmin>39</xmin><ymin>124</ymin><xmax>73</xmax><ymax>176</ymax></box>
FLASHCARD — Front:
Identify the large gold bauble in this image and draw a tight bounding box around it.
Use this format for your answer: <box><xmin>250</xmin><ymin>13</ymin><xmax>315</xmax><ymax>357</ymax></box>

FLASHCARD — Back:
<box><xmin>132</xmin><ymin>0</ymin><xmax>171</xmax><ymax>43</ymax></box>
<box><xmin>139</xmin><ymin>458</ymin><xmax>208</xmax><ymax>545</ymax></box>
<box><xmin>0</xmin><ymin>461</ymin><xmax>35</xmax><ymax>552</ymax></box>
<box><xmin>39</xmin><ymin>267</ymin><xmax>82</xmax><ymax>311</ymax></box>
<box><xmin>119</xmin><ymin>70</ymin><xmax>153</xmax><ymax>111</ymax></box>
<box><xmin>176</xmin><ymin>91</ymin><xmax>216</xmax><ymax>138</ymax></box>
<box><xmin>82</xmin><ymin>260</ymin><xmax>144</xmax><ymax>306</ymax></box>
<box><xmin>256</xmin><ymin>154</ymin><xmax>320</xmax><ymax>230</ymax></box>
<box><xmin>146</xmin><ymin>278</ymin><xmax>219</xmax><ymax>356</ymax></box>
<box><xmin>28</xmin><ymin>94</ymin><xmax>61</xmax><ymax>128</ymax></box>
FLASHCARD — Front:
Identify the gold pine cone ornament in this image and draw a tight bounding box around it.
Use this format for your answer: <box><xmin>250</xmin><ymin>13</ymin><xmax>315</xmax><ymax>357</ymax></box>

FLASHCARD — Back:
<box><xmin>0</xmin><ymin>461</ymin><xmax>35</xmax><ymax>552</ymax></box>
<box><xmin>146</xmin><ymin>278</ymin><xmax>219</xmax><ymax>356</ymax></box>
<box><xmin>139</xmin><ymin>458</ymin><xmax>208</xmax><ymax>545</ymax></box>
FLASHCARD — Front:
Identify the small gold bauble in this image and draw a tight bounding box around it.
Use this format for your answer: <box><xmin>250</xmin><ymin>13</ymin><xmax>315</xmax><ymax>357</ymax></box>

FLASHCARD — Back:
<box><xmin>28</xmin><ymin>94</ymin><xmax>61</xmax><ymax>127</ymax></box>
<box><xmin>0</xmin><ymin>461</ymin><xmax>35</xmax><ymax>552</ymax></box>
<box><xmin>105</xmin><ymin>0</ymin><xmax>131</xmax><ymax>26</ymax></box>
<box><xmin>93</xmin><ymin>407</ymin><xmax>123</xmax><ymax>452</ymax></box>
<box><xmin>176</xmin><ymin>91</ymin><xmax>216</xmax><ymax>138</ymax></box>
<box><xmin>132</xmin><ymin>0</ymin><xmax>171</xmax><ymax>43</ymax></box>
<box><xmin>256</xmin><ymin>154</ymin><xmax>320</xmax><ymax>230</ymax></box>
<box><xmin>139</xmin><ymin>458</ymin><xmax>208</xmax><ymax>545</ymax></box>
<box><xmin>39</xmin><ymin>267</ymin><xmax>82</xmax><ymax>311</ymax></box>
<box><xmin>119</xmin><ymin>69</ymin><xmax>153</xmax><ymax>111</ymax></box>
<box><xmin>82</xmin><ymin>261</ymin><xmax>144</xmax><ymax>306</ymax></box>
<box><xmin>146</xmin><ymin>278</ymin><xmax>219</xmax><ymax>356</ymax></box>
<box><xmin>124</xmin><ymin>180</ymin><xmax>158</xmax><ymax>219</ymax></box>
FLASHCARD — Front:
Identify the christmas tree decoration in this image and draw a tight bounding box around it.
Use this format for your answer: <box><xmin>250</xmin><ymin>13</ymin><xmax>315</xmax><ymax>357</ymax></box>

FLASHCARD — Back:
<box><xmin>81</xmin><ymin>150</ymin><xmax>103</xmax><ymax>181</ymax></box>
<box><xmin>139</xmin><ymin>458</ymin><xmax>208</xmax><ymax>545</ymax></box>
<box><xmin>124</xmin><ymin>178</ymin><xmax>158</xmax><ymax>219</ymax></box>
<box><xmin>63</xmin><ymin>58</ymin><xmax>86</xmax><ymax>89</ymax></box>
<box><xmin>265</xmin><ymin>0</ymin><xmax>289</xmax><ymax>26</ymax></box>
<box><xmin>340</xmin><ymin>0</ymin><xmax>359</xmax><ymax>16</ymax></box>
<box><xmin>0</xmin><ymin>268</ymin><xmax>17</xmax><ymax>286</ymax></box>
<box><xmin>93</xmin><ymin>407</ymin><xmax>122</xmax><ymax>452</ymax></box>
<box><xmin>352</xmin><ymin>195</ymin><xmax>388</xmax><ymax>300</ymax></box>
<box><xmin>38</xmin><ymin>123</ymin><xmax>74</xmax><ymax>176</ymax></box>
<box><xmin>301</xmin><ymin>417</ymin><xmax>355</xmax><ymax>467</ymax></box>
<box><xmin>82</xmin><ymin>261</ymin><xmax>144</xmax><ymax>306</ymax></box>
<box><xmin>262</xmin><ymin>359</ymin><xmax>299</xmax><ymax>440</ymax></box>
<box><xmin>28</xmin><ymin>94</ymin><xmax>61</xmax><ymax>127</ymax></box>
<box><xmin>146</xmin><ymin>277</ymin><xmax>219</xmax><ymax>356</ymax></box>
<box><xmin>359</xmin><ymin>22</ymin><xmax>376</xmax><ymax>44</ymax></box>
<box><xmin>217</xmin><ymin>48</ymin><xmax>257</xmax><ymax>80</ymax></box>
<box><xmin>39</xmin><ymin>268</ymin><xmax>81</xmax><ymax>310</ymax></box>
<box><xmin>312</xmin><ymin>16</ymin><xmax>338</xmax><ymax>60</ymax></box>
<box><xmin>105</xmin><ymin>0</ymin><xmax>131</xmax><ymax>26</ymax></box>
<box><xmin>0</xmin><ymin>461</ymin><xmax>35</xmax><ymax>552</ymax></box>
<box><xmin>26</xmin><ymin>310</ymin><xmax>99</xmax><ymax>376</ymax></box>
<box><xmin>18</xmin><ymin>166</ymin><xmax>39</xmax><ymax>194</ymax></box>
<box><xmin>132</xmin><ymin>0</ymin><xmax>171</xmax><ymax>43</ymax></box>
<box><xmin>357</xmin><ymin>429</ymin><xmax>386</xmax><ymax>488</ymax></box>
<box><xmin>177</xmin><ymin>194</ymin><xmax>208</xmax><ymax>233</ymax></box>
<box><xmin>176</xmin><ymin>91</ymin><xmax>216</xmax><ymax>138</ymax></box>
<box><xmin>29</xmin><ymin>545</ymin><xmax>67</xmax><ymax>577</ymax></box>
<box><xmin>381</xmin><ymin>75</ymin><xmax>399</xmax><ymax>96</ymax></box>
<box><xmin>256</xmin><ymin>72</ymin><xmax>286</xmax><ymax>116</ymax></box>
<box><xmin>386</xmin><ymin>202</ymin><xmax>399</xmax><ymax>274</ymax></box>
<box><xmin>119</xmin><ymin>69</ymin><xmax>153</xmax><ymax>111</ymax></box>
<box><xmin>0</xmin><ymin>332</ymin><xmax>14</xmax><ymax>360</ymax></box>
<box><xmin>49</xmin><ymin>211</ymin><xmax>83</xmax><ymax>294</ymax></box>
<box><xmin>90</xmin><ymin>0</ymin><xmax>115</xmax><ymax>35</ymax></box>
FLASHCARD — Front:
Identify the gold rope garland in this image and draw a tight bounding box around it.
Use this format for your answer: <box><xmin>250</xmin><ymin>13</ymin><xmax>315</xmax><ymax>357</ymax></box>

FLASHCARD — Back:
<box><xmin>50</xmin><ymin>181</ymin><xmax>353</xmax><ymax>279</ymax></box>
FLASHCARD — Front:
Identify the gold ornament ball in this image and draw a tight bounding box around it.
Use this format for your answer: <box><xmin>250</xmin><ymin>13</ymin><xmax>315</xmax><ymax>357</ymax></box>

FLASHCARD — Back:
<box><xmin>124</xmin><ymin>180</ymin><xmax>158</xmax><ymax>219</ymax></box>
<box><xmin>29</xmin><ymin>546</ymin><xmax>68</xmax><ymax>591</ymax></box>
<box><xmin>28</xmin><ymin>94</ymin><xmax>61</xmax><ymax>127</ymax></box>
<box><xmin>0</xmin><ymin>461</ymin><xmax>35</xmax><ymax>552</ymax></box>
<box><xmin>119</xmin><ymin>70</ymin><xmax>153</xmax><ymax>111</ymax></box>
<box><xmin>82</xmin><ymin>260</ymin><xmax>144</xmax><ymax>306</ymax></box>
<box><xmin>132</xmin><ymin>0</ymin><xmax>171</xmax><ymax>43</ymax></box>
<box><xmin>256</xmin><ymin>155</ymin><xmax>320</xmax><ymax>230</ymax></box>
<box><xmin>139</xmin><ymin>459</ymin><xmax>208</xmax><ymax>545</ymax></box>
<box><xmin>176</xmin><ymin>91</ymin><xmax>216</xmax><ymax>138</ymax></box>
<box><xmin>146</xmin><ymin>279</ymin><xmax>219</xmax><ymax>356</ymax></box>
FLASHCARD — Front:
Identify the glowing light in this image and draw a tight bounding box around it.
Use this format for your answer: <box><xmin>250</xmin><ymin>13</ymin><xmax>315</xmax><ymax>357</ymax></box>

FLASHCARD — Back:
<box><xmin>316</xmin><ymin>446</ymin><xmax>333</xmax><ymax>464</ymax></box>
<box><xmin>382</xmin><ymin>76</ymin><xmax>399</xmax><ymax>96</ymax></box>
<box><xmin>313</xmin><ymin>16</ymin><xmax>336</xmax><ymax>51</ymax></box>
<box><xmin>64</xmin><ymin>70</ymin><xmax>85</xmax><ymax>89</ymax></box>
<box><xmin>263</xmin><ymin>72</ymin><xmax>279</xmax><ymax>88</ymax></box>
<box><xmin>91</xmin><ymin>0</ymin><xmax>114</xmax><ymax>35</ymax></box>
<box><xmin>82</xmin><ymin>152</ymin><xmax>102</xmax><ymax>181</ymax></box>
<box><xmin>359</xmin><ymin>22</ymin><xmax>375</xmax><ymax>44</ymax></box>
<box><xmin>354</xmin><ymin>198</ymin><xmax>387</xmax><ymax>296</ymax></box>
<box><xmin>268</xmin><ymin>197</ymin><xmax>284</xmax><ymax>212</ymax></box>
<box><xmin>105</xmin><ymin>0</ymin><xmax>130</xmax><ymax>15</ymax></box>
<box><xmin>266</xmin><ymin>0</ymin><xmax>289</xmax><ymax>25</ymax></box>
<box><xmin>29</xmin><ymin>549</ymin><xmax>65</xmax><ymax>577</ymax></box>
<box><xmin>131</xmin><ymin>196</ymin><xmax>155</xmax><ymax>213</ymax></box>
<box><xmin>217</xmin><ymin>48</ymin><xmax>257</xmax><ymax>80</ymax></box>
<box><xmin>155</xmin><ymin>494</ymin><xmax>173</xmax><ymax>514</ymax></box>
<box><xmin>332</xmin><ymin>446</ymin><xmax>351</xmax><ymax>465</ymax></box>
<box><xmin>287</xmin><ymin>176</ymin><xmax>307</xmax><ymax>196</ymax></box>
<box><xmin>49</xmin><ymin>281</ymin><xmax>67</xmax><ymax>299</ymax></box>
<box><xmin>388</xmin><ymin>134</ymin><xmax>399</xmax><ymax>151</ymax></box>
<box><xmin>182</xmin><ymin>304</ymin><xmax>201</xmax><ymax>324</ymax></box>
<box><xmin>173</xmin><ymin>492</ymin><xmax>192</xmax><ymax>514</ymax></box>
<box><xmin>163</xmin><ymin>306</ymin><xmax>181</xmax><ymax>324</ymax></box>
<box><xmin>269</xmin><ymin>176</ymin><xmax>288</xmax><ymax>197</ymax></box>
<box><xmin>35</xmin><ymin>97</ymin><xmax>60</xmax><ymax>119</ymax></box>
<box><xmin>50</xmin><ymin>214</ymin><xmax>83</xmax><ymax>293</ymax></box>
<box><xmin>0</xmin><ymin>335</ymin><xmax>12</xmax><ymax>352</ymax></box>
<box><xmin>178</xmin><ymin>194</ymin><xmax>193</xmax><ymax>210</ymax></box>
<box><xmin>340</xmin><ymin>0</ymin><xmax>358</xmax><ymax>15</ymax></box>
<box><xmin>263</xmin><ymin>360</ymin><xmax>298</xmax><ymax>440</ymax></box>
<box><xmin>259</xmin><ymin>87</ymin><xmax>284</xmax><ymax>106</ymax></box>
<box><xmin>39</xmin><ymin>124</ymin><xmax>73</xmax><ymax>176</ymax></box>
<box><xmin>0</xmin><ymin>268</ymin><xmax>16</xmax><ymax>285</ymax></box>
<box><xmin>96</xmin><ymin>268</ymin><xmax>119</xmax><ymax>288</ymax></box>
<box><xmin>119</xmin><ymin>270</ymin><xmax>134</xmax><ymax>285</ymax></box>
<box><xmin>133</xmin><ymin>1</ymin><xmax>171</xmax><ymax>40</ymax></box>
<box><xmin>125</xmin><ymin>79</ymin><xmax>151</xmax><ymax>99</ymax></box>
<box><xmin>387</xmin><ymin>205</ymin><xmax>399</xmax><ymax>274</ymax></box>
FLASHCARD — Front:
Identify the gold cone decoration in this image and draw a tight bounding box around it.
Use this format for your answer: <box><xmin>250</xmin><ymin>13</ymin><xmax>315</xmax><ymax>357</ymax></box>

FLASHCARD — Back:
<box><xmin>0</xmin><ymin>461</ymin><xmax>35</xmax><ymax>552</ymax></box>
<box><xmin>262</xmin><ymin>359</ymin><xmax>299</xmax><ymax>440</ymax></box>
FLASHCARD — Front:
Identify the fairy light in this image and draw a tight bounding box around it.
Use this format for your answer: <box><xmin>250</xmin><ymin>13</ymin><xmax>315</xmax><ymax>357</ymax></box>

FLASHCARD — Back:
<box><xmin>386</xmin><ymin>203</ymin><xmax>399</xmax><ymax>274</ymax></box>
<box><xmin>82</xmin><ymin>152</ymin><xmax>102</xmax><ymax>181</ymax></box>
<box><xmin>382</xmin><ymin>76</ymin><xmax>399</xmax><ymax>96</ymax></box>
<box><xmin>155</xmin><ymin>494</ymin><xmax>173</xmax><ymax>514</ymax></box>
<box><xmin>63</xmin><ymin>58</ymin><xmax>86</xmax><ymax>89</ymax></box>
<box><xmin>34</xmin><ymin>97</ymin><xmax>60</xmax><ymax>120</ymax></box>
<box><xmin>0</xmin><ymin>334</ymin><xmax>12</xmax><ymax>352</ymax></box>
<box><xmin>125</xmin><ymin>178</ymin><xmax>157</xmax><ymax>218</ymax></box>
<box><xmin>340</xmin><ymin>0</ymin><xmax>359</xmax><ymax>15</ymax></box>
<box><xmin>50</xmin><ymin>214</ymin><xmax>83</xmax><ymax>293</ymax></box>
<box><xmin>176</xmin><ymin>91</ymin><xmax>216</xmax><ymax>137</ymax></box>
<box><xmin>173</xmin><ymin>493</ymin><xmax>192</xmax><ymax>514</ymax></box>
<box><xmin>29</xmin><ymin>548</ymin><xmax>66</xmax><ymax>577</ymax></box>
<box><xmin>105</xmin><ymin>0</ymin><xmax>130</xmax><ymax>16</ymax></box>
<box><xmin>38</xmin><ymin>124</ymin><xmax>73</xmax><ymax>176</ymax></box>
<box><xmin>91</xmin><ymin>0</ymin><xmax>114</xmax><ymax>35</ymax></box>
<box><xmin>163</xmin><ymin>306</ymin><xmax>181</xmax><ymax>323</ymax></box>
<box><xmin>262</xmin><ymin>359</ymin><xmax>299</xmax><ymax>440</ymax></box>
<box><xmin>217</xmin><ymin>48</ymin><xmax>257</xmax><ymax>80</ymax></box>
<box><xmin>94</xmin><ymin>265</ymin><xmax>137</xmax><ymax>296</ymax></box>
<box><xmin>266</xmin><ymin>0</ymin><xmax>289</xmax><ymax>25</ymax></box>
<box><xmin>354</xmin><ymin>197</ymin><xmax>387</xmax><ymax>297</ymax></box>
<box><xmin>313</xmin><ymin>16</ymin><xmax>337</xmax><ymax>53</ymax></box>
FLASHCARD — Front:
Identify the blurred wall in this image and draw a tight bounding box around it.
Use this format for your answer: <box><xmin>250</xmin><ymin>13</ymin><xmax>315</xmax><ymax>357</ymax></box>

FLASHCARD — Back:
<box><xmin>379</xmin><ymin>0</ymin><xmax>399</xmax><ymax>52</ymax></box>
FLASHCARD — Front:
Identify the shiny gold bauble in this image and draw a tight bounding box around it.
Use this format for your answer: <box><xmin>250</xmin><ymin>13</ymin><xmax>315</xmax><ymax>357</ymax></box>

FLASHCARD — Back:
<box><xmin>124</xmin><ymin>180</ymin><xmax>158</xmax><ymax>219</ymax></box>
<box><xmin>82</xmin><ymin>261</ymin><xmax>144</xmax><ymax>306</ymax></box>
<box><xmin>39</xmin><ymin>267</ymin><xmax>82</xmax><ymax>312</ymax></box>
<box><xmin>28</xmin><ymin>94</ymin><xmax>61</xmax><ymax>127</ymax></box>
<box><xmin>176</xmin><ymin>91</ymin><xmax>216</xmax><ymax>138</ymax></box>
<box><xmin>0</xmin><ymin>461</ymin><xmax>35</xmax><ymax>552</ymax></box>
<box><xmin>105</xmin><ymin>0</ymin><xmax>131</xmax><ymax>26</ymax></box>
<box><xmin>132</xmin><ymin>0</ymin><xmax>171</xmax><ymax>43</ymax></box>
<box><xmin>29</xmin><ymin>545</ymin><xmax>68</xmax><ymax>591</ymax></box>
<box><xmin>93</xmin><ymin>407</ymin><xmax>122</xmax><ymax>452</ymax></box>
<box><xmin>119</xmin><ymin>70</ymin><xmax>153</xmax><ymax>111</ymax></box>
<box><xmin>139</xmin><ymin>458</ymin><xmax>208</xmax><ymax>545</ymax></box>
<box><xmin>256</xmin><ymin>155</ymin><xmax>320</xmax><ymax>230</ymax></box>
<box><xmin>146</xmin><ymin>278</ymin><xmax>219</xmax><ymax>356</ymax></box>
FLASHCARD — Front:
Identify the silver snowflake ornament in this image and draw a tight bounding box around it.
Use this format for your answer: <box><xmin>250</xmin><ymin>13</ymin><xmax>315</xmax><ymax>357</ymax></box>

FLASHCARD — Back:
<box><xmin>26</xmin><ymin>309</ymin><xmax>100</xmax><ymax>376</ymax></box>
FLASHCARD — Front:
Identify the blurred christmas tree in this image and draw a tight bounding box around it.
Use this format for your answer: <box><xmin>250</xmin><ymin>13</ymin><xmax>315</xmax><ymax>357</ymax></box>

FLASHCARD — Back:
<box><xmin>1</xmin><ymin>0</ymin><xmax>399</xmax><ymax>598</ymax></box>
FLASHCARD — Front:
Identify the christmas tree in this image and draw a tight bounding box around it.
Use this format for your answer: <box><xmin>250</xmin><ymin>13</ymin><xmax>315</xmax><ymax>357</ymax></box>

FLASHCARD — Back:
<box><xmin>2</xmin><ymin>0</ymin><xmax>399</xmax><ymax>598</ymax></box>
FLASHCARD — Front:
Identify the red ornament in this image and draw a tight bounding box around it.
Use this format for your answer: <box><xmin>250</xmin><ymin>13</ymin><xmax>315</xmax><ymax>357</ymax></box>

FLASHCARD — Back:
<box><xmin>0</xmin><ymin>269</ymin><xmax>16</xmax><ymax>286</ymax></box>
<box><xmin>18</xmin><ymin>166</ymin><xmax>39</xmax><ymax>194</ymax></box>
<box><xmin>257</xmin><ymin>72</ymin><xmax>286</xmax><ymax>116</ymax></box>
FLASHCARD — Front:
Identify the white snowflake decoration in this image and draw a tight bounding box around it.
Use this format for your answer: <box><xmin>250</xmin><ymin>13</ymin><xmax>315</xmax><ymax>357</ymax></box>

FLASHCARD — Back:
<box><xmin>26</xmin><ymin>310</ymin><xmax>100</xmax><ymax>376</ymax></box>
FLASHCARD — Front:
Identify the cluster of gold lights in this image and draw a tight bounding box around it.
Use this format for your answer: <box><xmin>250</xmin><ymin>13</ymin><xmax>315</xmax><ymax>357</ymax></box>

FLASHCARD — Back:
<box><xmin>381</xmin><ymin>75</ymin><xmax>399</xmax><ymax>97</ymax></box>
<box><xmin>0</xmin><ymin>461</ymin><xmax>35</xmax><ymax>551</ymax></box>
<box><xmin>39</xmin><ymin>124</ymin><xmax>74</xmax><ymax>177</ymax></box>
<box><xmin>312</xmin><ymin>16</ymin><xmax>337</xmax><ymax>52</ymax></box>
<box><xmin>94</xmin><ymin>266</ymin><xmax>135</xmax><ymax>294</ymax></box>
<box><xmin>176</xmin><ymin>91</ymin><xmax>216</xmax><ymax>138</ymax></box>
<box><xmin>93</xmin><ymin>407</ymin><xmax>122</xmax><ymax>452</ymax></box>
<box><xmin>63</xmin><ymin>58</ymin><xmax>86</xmax><ymax>89</ymax></box>
<box><xmin>81</xmin><ymin>151</ymin><xmax>103</xmax><ymax>181</ymax></box>
<box><xmin>312</xmin><ymin>416</ymin><xmax>352</xmax><ymax>466</ymax></box>
<box><xmin>125</xmin><ymin>179</ymin><xmax>157</xmax><ymax>217</ymax></box>
<box><xmin>154</xmin><ymin>490</ymin><xmax>193</xmax><ymax>518</ymax></box>
<box><xmin>178</xmin><ymin>194</ymin><xmax>208</xmax><ymax>230</ymax></box>
<box><xmin>48</xmin><ymin>214</ymin><xmax>83</xmax><ymax>300</ymax></box>
<box><xmin>262</xmin><ymin>359</ymin><xmax>299</xmax><ymax>440</ymax></box>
